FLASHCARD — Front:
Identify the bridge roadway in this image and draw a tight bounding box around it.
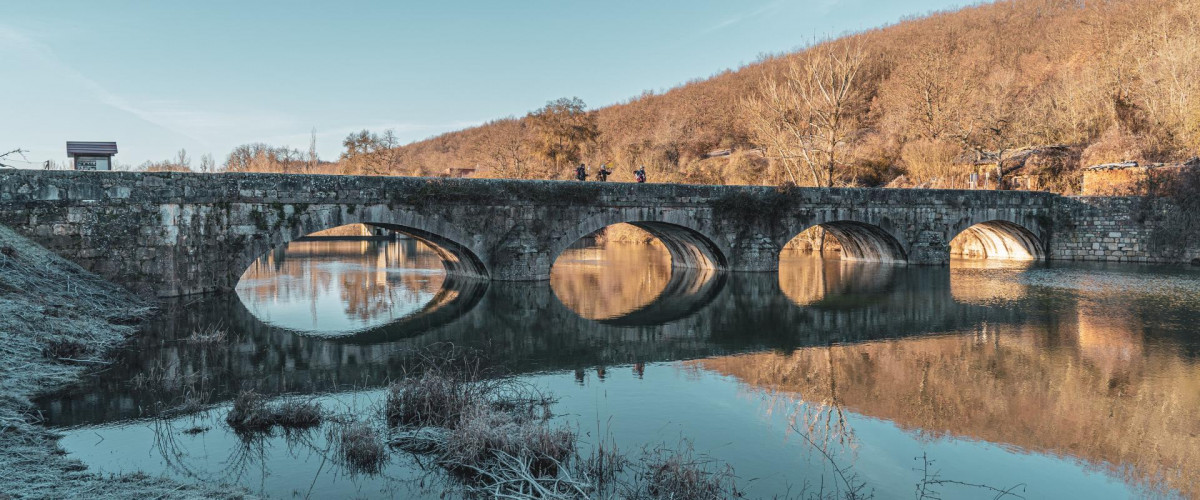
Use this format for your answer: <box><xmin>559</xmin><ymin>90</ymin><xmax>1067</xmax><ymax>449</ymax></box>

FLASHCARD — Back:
<box><xmin>37</xmin><ymin>265</ymin><xmax>1037</xmax><ymax>426</ymax></box>
<box><xmin>0</xmin><ymin>170</ymin><xmax>1061</xmax><ymax>297</ymax></box>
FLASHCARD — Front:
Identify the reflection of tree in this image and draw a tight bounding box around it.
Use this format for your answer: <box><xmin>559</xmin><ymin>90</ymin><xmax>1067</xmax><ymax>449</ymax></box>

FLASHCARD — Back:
<box><xmin>550</xmin><ymin>242</ymin><xmax>673</xmax><ymax>320</ymax></box>
<box><xmin>778</xmin><ymin>254</ymin><xmax>895</xmax><ymax>307</ymax></box>
<box><xmin>239</xmin><ymin>240</ymin><xmax>446</xmax><ymax>328</ymax></box>
<box><xmin>697</xmin><ymin>305</ymin><xmax>1200</xmax><ymax>497</ymax></box>
<box><xmin>791</xmin><ymin>345</ymin><xmax>856</xmax><ymax>454</ymax></box>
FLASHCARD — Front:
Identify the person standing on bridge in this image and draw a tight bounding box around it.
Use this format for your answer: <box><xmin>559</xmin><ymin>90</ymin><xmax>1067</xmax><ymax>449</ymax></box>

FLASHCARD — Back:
<box><xmin>597</xmin><ymin>163</ymin><xmax>611</xmax><ymax>182</ymax></box>
<box><xmin>575</xmin><ymin>163</ymin><xmax>588</xmax><ymax>181</ymax></box>
<box><xmin>635</xmin><ymin>165</ymin><xmax>647</xmax><ymax>184</ymax></box>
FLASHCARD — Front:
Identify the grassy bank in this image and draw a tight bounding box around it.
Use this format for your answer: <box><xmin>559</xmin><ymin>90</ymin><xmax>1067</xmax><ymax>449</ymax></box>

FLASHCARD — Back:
<box><xmin>0</xmin><ymin>224</ymin><xmax>240</xmax><ymax>499</ymax></box>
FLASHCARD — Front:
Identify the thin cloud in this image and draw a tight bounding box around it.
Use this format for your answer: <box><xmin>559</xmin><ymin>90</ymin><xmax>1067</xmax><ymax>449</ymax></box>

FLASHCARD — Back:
<box><xmin>0</xmin><ymin>24</ymin><xmax>299</xmax><ymax>148</ymax></box>
<box><xmin>699</xmin><ymin>0</ymin><xmax>789</xmax><ymax>36</ymax></box>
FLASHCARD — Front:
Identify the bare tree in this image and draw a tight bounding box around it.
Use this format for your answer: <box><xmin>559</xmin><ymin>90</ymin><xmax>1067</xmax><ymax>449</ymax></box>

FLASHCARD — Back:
<box><xmin>0</xmin><ymin>148</ymin><xmax>29</xmax><ymax>169</ymax></box>
<box><xmin>472</xmin><ymin>119</ymin><xmax>536</xmax><ymax>178</ymax></box>
<box><xmin>744</xmin><ymin>43</ymin><xmax>869</xmax><ymax>187</ymax></box>
<box><xmin>139</xmin><ymin>148</ymin><xmax>194</xmax><ymax>172</ymax></box>
<box><xmin>954</xmin><ymin>69</ymin><xmax>1028</xmax><ymax>186</ymax></box>
<box><xmin>307</xmin><ymin>128</ymin><xmax>319</xmax><ymax>174</ymax></box>
<box><xmin>225</xmin><ymin>143</ymin><xmax>306</xmax><ymax>173</ymax></box>
<box><xmin>174</xmin><ymin>149</ymin><xmax>192</xmax><ymax>170</ymax></box>
<box><xmin>199</xmin><ymin>153</ymin><xmax>215</xmax><ymax>173</ymax></box>
<box><xmin>340</xmin><ymin>129</ymin><xmax>402</xmax><ymax>175</ymax></box>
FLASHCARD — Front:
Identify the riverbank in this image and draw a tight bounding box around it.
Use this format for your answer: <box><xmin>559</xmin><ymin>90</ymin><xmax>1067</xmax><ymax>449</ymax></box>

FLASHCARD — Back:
<box><xmin>0</xmin><ymin>224</ymin><xmax>240</xmax><ymax>499</ymax></box>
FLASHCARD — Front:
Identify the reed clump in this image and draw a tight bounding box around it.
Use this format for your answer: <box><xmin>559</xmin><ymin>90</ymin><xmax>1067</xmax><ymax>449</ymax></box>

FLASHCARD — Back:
<box><xmin>386</xmin><ymin>354</ymin><xmax>585</xmax><ymax>497</ymax></box>
<box><xmin>338</xmin><ymin>422</ymin><xmax>387</xmax><ymax>474</ymax></box>
<box><xmin>636</xmin><ymin>445</ymin><xmax>742</xmax><ymax>500</ymax></box>
<box><xmin>224</xmin><ymin>391</ymin><xmax>323</xmax><ymax>432</ymax></box>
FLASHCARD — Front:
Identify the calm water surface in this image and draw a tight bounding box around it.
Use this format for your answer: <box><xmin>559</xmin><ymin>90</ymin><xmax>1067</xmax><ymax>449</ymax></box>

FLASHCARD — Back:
<box><xmin>37</xmin><ymin>238</ymin><xmax>1200</xmax><ymax>499</ymax></box>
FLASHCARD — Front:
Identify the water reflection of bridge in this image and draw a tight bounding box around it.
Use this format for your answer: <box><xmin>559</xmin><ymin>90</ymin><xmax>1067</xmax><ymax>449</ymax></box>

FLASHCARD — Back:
<box><xmin>40</xmin><ymin>264</ymin><xmax>1031</xmax><ymax>426</ymax></box>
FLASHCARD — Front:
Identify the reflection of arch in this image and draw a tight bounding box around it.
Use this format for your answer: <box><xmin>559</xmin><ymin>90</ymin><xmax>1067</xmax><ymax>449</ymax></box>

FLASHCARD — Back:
<box><xmin>552</xmin><ymin>211</ymin><xmax>729</xmax><ymax>271</ymax></box>
<box><xmin>598</xmin><ymin>268</ymin><xmax>727</xmax><ymax>327</ymax></box>
<box><xmin>786</xmin><ymin>221</ymin><xmax>908</xmax><ymax>263</ymax></box>
<box><xmin>231</xmin><ymin>206</ymin><xmax>491</xmax><ymax>292</ymax></box>
<box><xmin>40</xmin><ymin>270</ymin><xmax>1032</xmax><ymax>427</ymax></box>
<box><xmin>951</xmin><ymin>220</ymin><xmax>1044</xmax><ymax>261</ymax></box>
<box><xmin>322</xmin><ymin>276</ymin><xmax>489</xmax><ymax>344</ymax></box>
<box><xmin>236</xmin><ymin>237</ymin><xmax>489</xmax><ymax>341</ymax></box>
<box><xmin>779</xmin><ymin>257</ymin><xmax>898</xmax><ymax>307</ymax></box>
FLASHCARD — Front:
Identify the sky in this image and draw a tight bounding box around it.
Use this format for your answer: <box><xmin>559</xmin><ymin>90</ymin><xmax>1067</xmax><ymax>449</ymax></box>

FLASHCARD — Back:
<box><xmin>1</xmin><ymin>0</ymin><xmax>977</xmax><ymax>168</ymax></box>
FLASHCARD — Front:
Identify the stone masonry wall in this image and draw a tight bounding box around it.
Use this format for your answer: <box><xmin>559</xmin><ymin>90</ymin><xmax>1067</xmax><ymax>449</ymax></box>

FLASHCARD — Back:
<box><xmin>1051</xmin><ymin>196</ymin><xmax>1198</xmax><ymax>263</ymax></box>
<box><xmin>1</xmin><ymin>169</ymin><xmax>1191</xmax><ymax>297</ymax></box>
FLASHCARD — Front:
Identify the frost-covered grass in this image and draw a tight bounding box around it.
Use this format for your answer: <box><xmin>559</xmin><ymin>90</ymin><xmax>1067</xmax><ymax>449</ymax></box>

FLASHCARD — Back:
<box><xmin>0</xmin><ymin>224</ymin><xmax>242</xmax><ymax>499</ymax></box>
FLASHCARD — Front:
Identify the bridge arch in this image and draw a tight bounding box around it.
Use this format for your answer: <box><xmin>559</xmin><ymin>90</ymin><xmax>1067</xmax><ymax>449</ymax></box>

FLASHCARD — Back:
<box><xmin>550</xmin><ymin>209</ymin><xmax>730</xmax><ymax>272</ymax></box>
<box><xmin>230</xmin><ymin>203</ymin><xmax>490</xmax><ymax>292</ymax></box>
<box><xmin>949</xmin><ymin>220</ymin><xmax>1044</xmax><ymax>261</ymax></box>
<box><xmin>782</xmin><ymin>220</ymin><xmax>909</xmax><ymax>263</ymax></box>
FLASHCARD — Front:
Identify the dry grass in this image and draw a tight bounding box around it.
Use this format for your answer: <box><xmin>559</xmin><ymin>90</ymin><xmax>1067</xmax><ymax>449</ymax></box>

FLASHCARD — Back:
<box><xmin>443</xmin><ymin>405</ymin><xmax>576</xmax><ymax>477</ymax></box>
<box><xmin>386</xmin><ymin>352</ymin><xmax>590</xmax><ymax>497</ymax></box>
<box><xmin>183</xmin><ymin>322</ymin><xmax>227</xmax><ymax>344</ymax></box>
<box><xmin>338</xmin><ymin>422</ymin><xmax>387</xmax><ymax>474</ymax></box>
<box><xmin>633</xmin><ymin>444</ymin><xmax>743</xmax><ymax>500</ymax></box>
<box><xmin>576</xmin><ymin>439</ymin><xmax>628</xmax><ymax>493</ymax></box>
<box><xmin>0</xmin><ymin>224</ymin><xmax>235</xmax><ymax>498</ymax></box>
<box><xmin>386</xmin><ymin>369</ymin><xmax>481</xmax><ymax>428</ymax></box>
<box><xmin>225</xmin><ymin>390</ymin><xmax>323</xmax><ymax>432</ymax></box>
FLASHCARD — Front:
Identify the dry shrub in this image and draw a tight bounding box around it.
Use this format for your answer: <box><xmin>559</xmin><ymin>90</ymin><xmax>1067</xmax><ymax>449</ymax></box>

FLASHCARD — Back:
<box><xmin>339</xmin><ymin>422</ymin><xmax>386</xmax><ymax>474</ymax></box>
<box><xmin>636</xmin><ymin>445</ymin><xmax>742</xmax><ymax>500</ymax></box>
<box><xmin>444</xmin><ymin>405</ymin><xmax>576</xmax><ymax>477</ymax></box>
<box><xmin>1025</xmin><ymin>146</ymin><xmax>1083</xmax><ymax>194</ymax></box>
<box><xmin>1081</xmin><ymin>127</ymin><xmax>1149</xmax><ymax>167</ymax></box>
<box><xmin>225</xmin><ymin>391</ymin><xmax>323</xmax><ymax>432</ymax></box>
<box><xmin>275</xmin><ymin>399</ymin><xmax>323</xmax><ymax>428</ymax></box>
<box><xmin>900</xmin><ymin>138</ymin><xmax>966</xmax><ymax>187</ymax></box>
<box><xmin>225</xmin><ymin>392</ymin><xmax>269</xmax><ymax>431</ymax></box>
<box><xmin>719</xmin><ymin>151</ymin><xmax>771</xmax><ymax>185</ymax></box>
<box><xmin>387</xmin><ymin>352</ymin><xmax>582</xmax><ymax>496</ymax></box>
<box><xmin>386</xmin><ymin>369</ymin><xmax>481</xmax><ymax>428</ymax></box>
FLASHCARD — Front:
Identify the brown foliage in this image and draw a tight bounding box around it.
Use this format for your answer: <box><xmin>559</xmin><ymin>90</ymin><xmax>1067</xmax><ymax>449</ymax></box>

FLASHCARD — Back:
<box><xmin>214</xmin><ymin>0</ymin><xmax>1200</xmax><ymax>194</ymax></box>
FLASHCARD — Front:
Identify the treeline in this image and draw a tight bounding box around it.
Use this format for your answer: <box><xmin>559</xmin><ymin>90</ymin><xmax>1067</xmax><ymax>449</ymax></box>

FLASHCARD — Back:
<box><xmin>143</xmin><ymin>0</ymin><xmax>1200</xmax><ymax>194</ymax></box>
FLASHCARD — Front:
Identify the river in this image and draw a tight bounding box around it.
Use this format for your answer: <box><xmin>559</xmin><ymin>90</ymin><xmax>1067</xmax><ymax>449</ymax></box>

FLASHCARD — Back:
<box><xmin>36</xmin><ymin>236</ymin><xmax>1200</xmax><ymax>499</ymax></box>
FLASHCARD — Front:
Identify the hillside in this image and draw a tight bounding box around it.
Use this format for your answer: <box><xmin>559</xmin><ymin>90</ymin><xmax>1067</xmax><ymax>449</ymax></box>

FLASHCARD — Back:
<box><xmin>356</xmin><ymin>0</ymin><xmax>1199</xmax><ymax>193</ymax></box>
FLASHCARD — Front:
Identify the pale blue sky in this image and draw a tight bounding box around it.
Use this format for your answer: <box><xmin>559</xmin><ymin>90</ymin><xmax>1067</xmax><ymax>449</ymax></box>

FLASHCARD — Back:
<box><xmin>1</xmin><ymin>0</ymin><xmax>976</xmax><ymax>167</ymax></box>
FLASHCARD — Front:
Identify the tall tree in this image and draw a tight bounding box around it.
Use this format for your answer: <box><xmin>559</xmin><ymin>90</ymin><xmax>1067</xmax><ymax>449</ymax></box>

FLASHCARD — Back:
<box><xmin>340</xmin><ymin>130</ymin><xmax>402</xmax><ymax>175</ymax></box>
<box><xmin>527</xmin><ymin>97</ymin><xmax>600</xmax><ymax>176</ymax></box>
<box><xmin>744</xmin><ymin>44</ymin><xmax>869</xmax><ymax>187</ymax></box>
<box><xmin>307</xmin><ymin>128</ymin><xmax>320</xmax><ymax>174</ymax></box>
<box><xmin>473</xmin><ymin>118</ymin><xmax>536</xmax><ymax>178</ymax></box>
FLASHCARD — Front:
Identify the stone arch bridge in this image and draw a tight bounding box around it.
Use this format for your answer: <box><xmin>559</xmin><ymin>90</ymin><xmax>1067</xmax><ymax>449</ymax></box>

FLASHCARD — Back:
<box><xmin>0</xmin><ymin>170</ymin><xmax>1154</xmax><ymax>297</ymax></box>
